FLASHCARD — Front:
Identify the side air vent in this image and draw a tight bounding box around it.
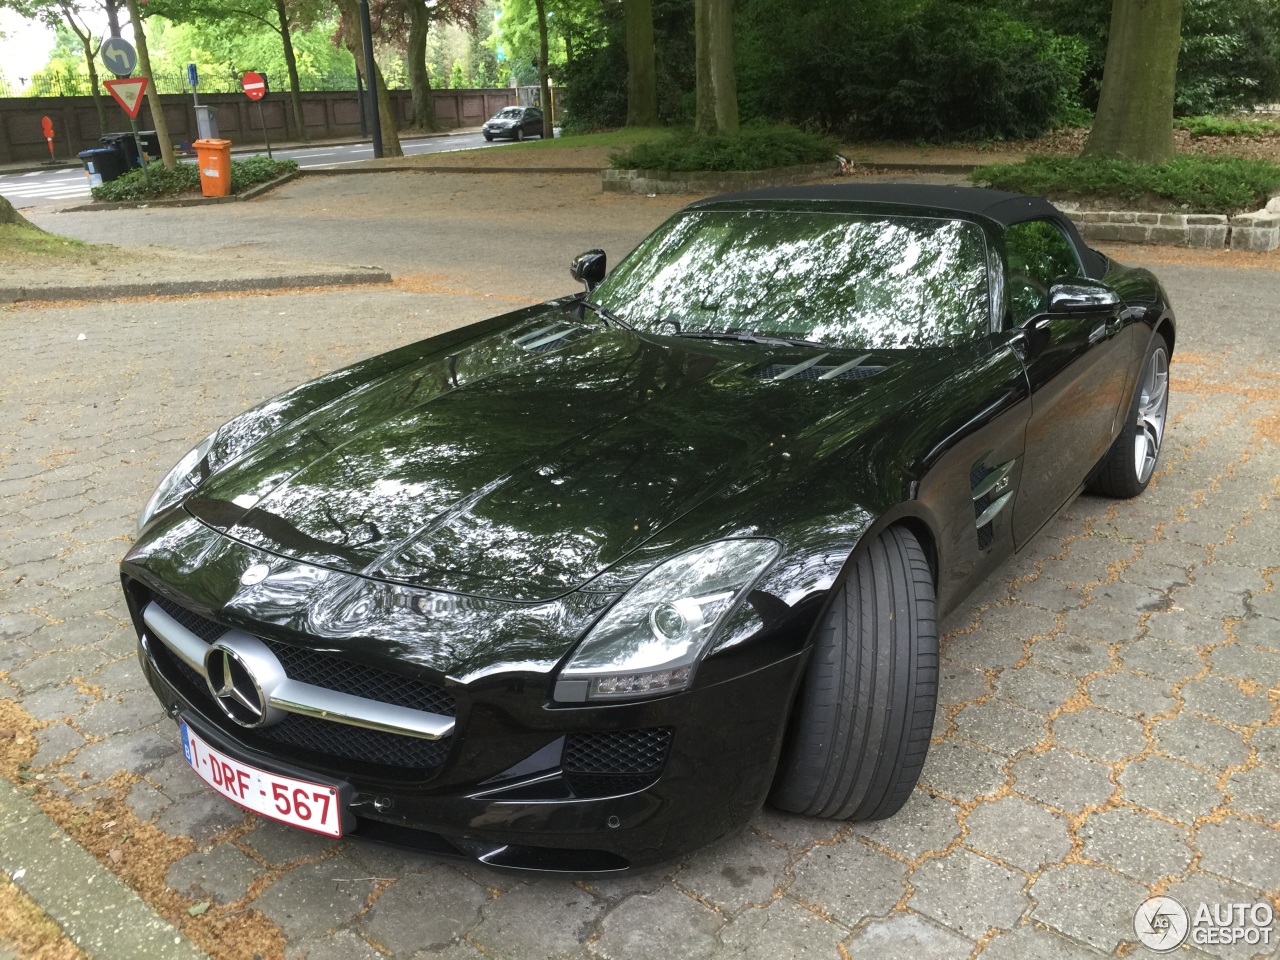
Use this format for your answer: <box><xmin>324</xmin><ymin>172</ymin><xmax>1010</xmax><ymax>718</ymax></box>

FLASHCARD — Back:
<box><xmin>970</xmin><ymin>458</ymin><xmax>1015</xmax><ymax>550</ymax></box>
<box><xmin>511</xmin><ymin>322</ymin><xmax>585</xmax><ymax>354</ymax></box>
<box><xmin>750</xmin><ymin>353</ymin><xmax>887</xmax><ymax>382</ymax></box>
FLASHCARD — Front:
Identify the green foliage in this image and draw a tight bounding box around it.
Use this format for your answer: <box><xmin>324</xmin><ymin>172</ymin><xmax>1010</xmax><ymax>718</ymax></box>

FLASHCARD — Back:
<box><xmin>610</xmin><ymin>124</ymin><xmax>837</xmax><ymax>172</ymax></box>
<box><xmin>736</xmin><ymin>0</ymin><xmax>1085</xmax><ymax>141</ymax></box>
<box><xmin>972</xmin><ymin>153</ymin><xmax>1280</xmax><ymax>215</ymax></box>
<box><xmin>1177</xmin><ymin>0</ymin><xmax>1280</xmax><ymax>114</ymax></box>
<box><xmin>1175</xmin><ymin>115</ymin><xmax>1280</xmax><ymax>137</ymax></box>
<box><xmin>91</xmin><ymin>157</ymin><xmax>297</xmax><ymax>201</ymax></box>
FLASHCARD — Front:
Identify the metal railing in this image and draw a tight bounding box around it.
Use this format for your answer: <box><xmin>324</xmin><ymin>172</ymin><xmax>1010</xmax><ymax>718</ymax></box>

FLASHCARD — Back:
<box><xmin>7</xmin><ymin>68</ymin><xmax>509</xmax><ymax>98</ymax></box>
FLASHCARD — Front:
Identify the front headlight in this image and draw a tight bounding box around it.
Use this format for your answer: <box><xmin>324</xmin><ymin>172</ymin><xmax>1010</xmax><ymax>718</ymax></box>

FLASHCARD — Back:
<box><xmin>136</xmin><ymin>431</ymin><xmax>216</xmax><ymax>535</ymax></box>
<box><xmin>554</xmin><ymin>539</ymin><xmax>781</xmax><ymax>703</ymax></box>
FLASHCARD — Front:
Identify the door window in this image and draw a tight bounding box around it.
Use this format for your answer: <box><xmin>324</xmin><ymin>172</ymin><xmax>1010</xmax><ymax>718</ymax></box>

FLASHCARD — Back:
<box><xmin>1004</xmin><ymin>220</ymin><xmax>1083</xmax><ymax>326</ymax></box>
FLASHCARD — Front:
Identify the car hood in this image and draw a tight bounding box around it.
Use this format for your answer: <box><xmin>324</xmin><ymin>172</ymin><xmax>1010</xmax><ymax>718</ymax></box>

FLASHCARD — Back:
<box><xmin>185</xmin><ymin>307</ymin><xmax>935</xmax><ymax>602</ymax></box>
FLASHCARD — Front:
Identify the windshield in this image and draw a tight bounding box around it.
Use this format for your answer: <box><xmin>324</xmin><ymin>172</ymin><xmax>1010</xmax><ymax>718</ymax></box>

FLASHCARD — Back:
<box><xmin>496</xmin><ymin>108</ymin><xmax>523</xmax><ymax>119</ymax></box>
<box><xmin>590</xmin><ymin>210</ymin><xmax>991</xmax><ymax>350</ymax></box>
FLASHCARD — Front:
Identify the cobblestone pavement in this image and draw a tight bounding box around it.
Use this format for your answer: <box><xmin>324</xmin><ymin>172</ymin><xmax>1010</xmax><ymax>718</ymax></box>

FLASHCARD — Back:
<box><xmin>4</xmin><ymin>179</ymin><xmax>1280</xmax><ymax>959</ymax></box>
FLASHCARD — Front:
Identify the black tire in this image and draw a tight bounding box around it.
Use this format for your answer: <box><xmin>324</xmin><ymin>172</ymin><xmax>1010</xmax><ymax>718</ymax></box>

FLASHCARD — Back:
<box><xmin>1089</xmin><ymin>334</ymin><xmax>1171</xmax><ymax>499</ymax></box>
<box><xmin>516</xmin><ymin>127</ymin><xmax>525</xmax><ymax>142</ymax></box>
<box><xmin>770</xmin><ymin>526</ymin><xmax>938</xmax><ymax>820</ymax></box>
<box><xmin>484</xmin><ymin>134</ymin><xmax>493</xmax><ymax>142</ymax></box>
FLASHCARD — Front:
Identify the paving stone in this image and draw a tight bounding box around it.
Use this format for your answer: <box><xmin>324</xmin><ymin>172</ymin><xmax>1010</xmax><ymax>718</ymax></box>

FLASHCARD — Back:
<box><xmin>166</xmin><ymin>844</ymin><xmax>263</xmax><ymax>904</ymax></box>
<box><xmin>286</xmin><ymin>930</ymin><xmax>386</xmax><ymax>960</ymax></box>
<box><xmin>72</xmin><ymin>730</ymin><xmax>178</xmax><ymax>783</ymax></box>
<box><xmin>76</xmin><ymin>697</ymin><xmax>165</xmax><ymax>738</ymax></box>
<box><xmin>945</xmin><ymin>605</ymin><xmax>1058</xmax><ymax>670</ymax></box>
<box><xmin>788</xmin><ymin>838</ymin><xmax>906</xmax><ymax>928</ymax></box>
<box><xmin>1010</xmin><ymin>750</ymin><xmax>1114</xmax><ymax>813</ymax></box>
<box><xmin>86</xmin><ymin>657</ymin><xmax>150</xmax><ymax>694</ymax></box>
<box><xmin>1196</xmin><ymin>818</ymin><xmax>1280</xmax><ymax>893</ymax></box>
<box><xmin>747</xmin><ymin>809</ymin><xmax>843</xmax><ymax>853</ymax></box>
<box><xmin>1086</xmin><ymin>670</ymin><xmax>1178</xmax><ymax>719</ymax></box>
<box><xmin>1253</xmin><ymin>725</ymin><xmax>1280</xmax><ymax>769</ymax></box>
<box><xmin>1118</xmin><ymin>636</ymin><xmax>1204</xmax><ymax>683</ymax></box>
<box><xmin>1030</xmin><ymin>863</ymin><xmax>1149</xmax><ymax>953</ymax></box>
<box><xmin>1209</xmin><ymin>644</ymin><xmax>1280</xmax><ymax>688</ymax></box>
<box><xmin>1181</xmin><ymin>676</ymin><xmax>1274</xmax><ymax>726</ymax></box>
<box><xmin>994</xmin><ymin>665</ymin><xmax>1080</xmax><ymax>715</ymax></box>
<box><xmin>241</xmin><ymin>819</ymin><xmax>341</xmax><ymax>867</ymax></box>
<box><xmin>963</xmin><ymin>796</ymin><xmax>1072</xmax><ymax>872</ymax></box>
<box><xmin>908</xmin><ymin>848</ymin><xmax>1029</xmax><ymax>936</ymax></box>
<box><xmin>673</xmin><ymin>828</ymin><xmax>789</xmax><ymax>915</ymax></box>
<box><xmin>1119</xmin><ymin>755</ymin><xmax>1225</xmax><ymax>824</ymax></box>
<box><xmin>718</xmin><ymin>897</ymin><xmax>849</xmax><ymax>959</ymax></box>
<box><xmin>849</xmin><ymin>790</ymin><xmax>962</xmax><ymax>861</ymax></box>
<box><xmin>1146</xmin><ymin>608</ymin><xmax>1225</xmax><ymax>646</ymax></box>
<box><xmin>1058</xmin><ymin>605</ymin><xmax>1142</xmax><ymax>646</ymax></box>
<box><xmin>125</xmin><ymin>779</ymin><xmax>171</xmax><ymax>821</ymax></box>
<box><xmin>1120</xmin><ymin>557</ymin><xmax>1193</xmax><ymax>592</ymax></box>
<box><xmin>1161</xmin><ymin>872</ymin><xmax>1275</xmax><ymax>960</ymax></box>
<box><xmin>1028</xmin><ymin>634</ymin><xmax>1113</xmax><ymax>678</ymax></box>
<box><xmin>843</xmin><ymin>912</ymin><xmax>975</xmax><ymax>959</ymax></box>
<box><xmin>1224</xmin><ymin>765</ymin><xmax>1280</xmax><ymax>822</ymax></box>
<box><xmin>1012</xmin><ymin>576</ymin><xmax>1085</xmax><ymax>612</ymax></box>
<box><xmin>1235</xmin><ymin>616</ymin><xmax>1279</xmax><ymax>653</ymax></box>
<box><xmin>1193</xmin><ymin>563</ymin><xmax>1268</xmax><ymax>595</ymax></box>
<box><xmin>257</xmin><ymin>858</ymin><xmax>381</xmax><ymax>942</ymax></box>
<box><xmin>1173</xmin><ymin>585</ymin><xmax>1250</xmax><ymax>619</ymax></box>
<box><xmin>978</xmin><ymin>923</ymin><xmax>1107</xmax><ymax>959</ymax></box>
<box><xmin>1052</xmin><ymin>707</ymin><xmax>1147</xmax><ymax>762</ymax></box>
<box><xmin>937</xmin><ymin>662</ymin><xmax>991</xmax><ymax>709</ymax></box>
<box><xmin>30</xmin><ymin>720</ymin><xmax>87</xmax><ymax>768</ymax></box>
<box><xmin>952</xmin><ymin>699</ymin><xmax>1047</xmax><ymax>757</ymax></box>
<box><xmin>918</xmin><ymin>738</ymin><xmax>1008</xmax><ymax>804</ymax></box>
<box><xmin>1090</xmin><ymin>580</ymin><xmax>1168</xmax><ymax>615</ymax></box>
<box><xmin>1078</xmin><ymin>808</ymin><xmax>1195</xmax><ymax>880</ymax></box>
<box><xmin>7</xmin><ymin>647</ymin><xmax>109</xmax><ymax>692</ymax></box>
<box><xmin>590</xmin><ymin>885</ymin><xmax>723</xmax><ymax>960</ymax></box>
<box><xmin>18</xmin><ymin>685</ymin><xmax>96</xmax><ymax>722</ymax></box>
<box><xmin>153</xmin><ymin>788</ymin><xmax>248</xmax><ymax>844</ymax></box>
<box><xmin>334</xmin><ymin>840</ymin><xmax>446</xmax><ymax>884</ymax></box>
<box><xmin>1153</xmin><ymin>713</ymin><xmax>1252</xmax><ymax>771</ymax></box>
<box><xmin>469</xmin><ymin>880</ymin><xmax>604</xmax><ymax>959</ymax></box>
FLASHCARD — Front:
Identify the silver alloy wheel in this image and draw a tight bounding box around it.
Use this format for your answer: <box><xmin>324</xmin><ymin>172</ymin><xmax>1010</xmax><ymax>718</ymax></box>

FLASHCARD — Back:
<box><xmin>1134</xmin><ymin>344</ymin><xmax>1169</xmax><ymax>484</ymax></box>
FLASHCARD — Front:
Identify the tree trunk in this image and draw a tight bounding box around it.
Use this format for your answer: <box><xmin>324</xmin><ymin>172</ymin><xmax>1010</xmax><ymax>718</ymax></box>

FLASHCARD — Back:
<box><xmin>406</xmin><ymin>0</ymin><xmax>439</xmax><ymax>130</ymax></box>
<box><xmin>1084</xmin><ymin>0</ymin><xmax>1184</xmax><ymax>162</ymax></box>
<box><xmin>708</xmin><ymin>0</ymin><xmax>738</xmax><ymax>135</ymax></box>
<box><xmin>105</xmin><ymin>0</ymin><xmax>122</xmax><ymax>39</ymax></box>
<box><xmin>334</xmin><ymin>0</ymin><xmax>404</xmax><ymax>157</ymax></box>
<box><xmin>694</xmin><ymin>0</ymin><xmax>714</xmax><ymax>134</ymax></box>
<box><xmin>275</xmin><ymin>0</ymin><xmax>308</xmax><ymax>141</ymax></box>
<box><xmin>123</xmin><ymin>0</ymin><xmax>175</xmax><ymax>168</ymax></box>
<box><xmin>625</xmin><ymin>0</ymin><xmax>659</xmax><ymax>126</ymax></box>
<box><xmin>1</xmin><ymin>195</ymin><xmax>37</xmax><ymax>228</ymax></box>
<box><xmin>535</xmin><ymin>0</ymin><xmax>553</xmax><ymax>138</ymax></box>
<box><xmin>83</xmin><ymin>40</ymin><xmax>109</xmax><ymax>135</ymax></box>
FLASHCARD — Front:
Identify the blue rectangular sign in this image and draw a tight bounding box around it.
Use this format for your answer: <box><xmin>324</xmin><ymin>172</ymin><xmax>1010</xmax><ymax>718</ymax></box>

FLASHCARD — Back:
<box><xmin>187</xmin><ymin>63</ymin><xmax>199</xmax><ymax>88</ymax></box>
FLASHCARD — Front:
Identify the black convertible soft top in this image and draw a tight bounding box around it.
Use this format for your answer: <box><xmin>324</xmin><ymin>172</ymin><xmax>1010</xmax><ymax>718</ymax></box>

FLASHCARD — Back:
<box><xmin>695</xmin><ymin>183</ymin><xmax>1105</xmax><ymax>278</ymax></box>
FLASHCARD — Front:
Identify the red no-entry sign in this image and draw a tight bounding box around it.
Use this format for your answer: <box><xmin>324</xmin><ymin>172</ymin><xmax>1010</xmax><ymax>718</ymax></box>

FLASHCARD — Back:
<box><xmin>242</xmin><ymin>71</ymin><xmax>267</xmax><ymax>101</ymax></box>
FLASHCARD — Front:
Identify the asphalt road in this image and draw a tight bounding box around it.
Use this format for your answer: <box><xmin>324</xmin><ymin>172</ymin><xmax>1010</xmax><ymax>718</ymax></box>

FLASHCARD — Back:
<box><xmin>0</xmin><ymin>130</ymin><xmax>509</xmax><ymax>209</ymax></box>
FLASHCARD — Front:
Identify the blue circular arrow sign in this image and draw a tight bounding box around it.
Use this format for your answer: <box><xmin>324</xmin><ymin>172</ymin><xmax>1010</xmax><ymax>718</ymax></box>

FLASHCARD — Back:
<box><xmin>101</xmin><ymin>37</ymin><xmax>137</xmax><ymax>78</ymax></box>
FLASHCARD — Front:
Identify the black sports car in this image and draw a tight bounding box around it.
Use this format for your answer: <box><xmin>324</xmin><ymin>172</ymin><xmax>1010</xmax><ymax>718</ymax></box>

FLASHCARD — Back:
<box><xmin>122</xmin><ymin>184</ymin><xmax>1174</xmax><ymax>872</ymax></box>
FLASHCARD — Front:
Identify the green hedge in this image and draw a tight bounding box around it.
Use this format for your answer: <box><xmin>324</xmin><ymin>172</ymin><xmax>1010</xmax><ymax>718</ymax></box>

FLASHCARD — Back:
<box><xmin>1174</xmin><ymin>115</ymin><xmax>1280</xmax><ymax>138</ymax></box>
<box><xmin>91</xmin><ymin>156</ymin><xmax>298</xmax><ymax>202</ymax></box>
<box><xmin>610</xmin><ymin>124</ymin><xmax>837</xmax><ymax>172</ymax></box>
<box><xmin>972</xmin><ymin>154</ymin><xmax>1280</xmax><ymax>215</ymax></box>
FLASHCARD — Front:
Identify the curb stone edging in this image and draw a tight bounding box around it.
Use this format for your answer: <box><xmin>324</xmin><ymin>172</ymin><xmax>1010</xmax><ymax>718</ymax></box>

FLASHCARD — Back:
<box><xmin>602</xmin><ymin>162</ymin><xmax>835</xmax><ymax>195</ymax></box>
<box><xmin>1057</xmin><ymin>198</ymin><xmax>1280</xmax><ymax>251</ymax></box>
<box><xmin>0</xmin><ymin>268</ymin><xmax>392</xmax><ymax>304</ymax></box>
<box><xmin>59</xmin><ymin>170</ymin><xmax>300</xmax><ymax>213</ymax></box>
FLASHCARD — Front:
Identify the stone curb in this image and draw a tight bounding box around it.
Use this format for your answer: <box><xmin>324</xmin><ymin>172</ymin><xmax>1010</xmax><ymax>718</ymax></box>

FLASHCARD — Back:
<box><xmin>1058</xmin><ymin>200</ymin><xmax>1280</xmax><ymax>251</ymax></box>
<box><xmin>0</xmin><ymin>776</ymin><xmax>209</xmax><ymax>960</ymax></box>
<box><xmin>0</xmin><ymin>268</ymin><xmax>393</xmax><ymax>304</ymax></box>
<box><xmin>58</xmin><ymin>171</ymin><xmax>301</xmax><ymax>213</ymax></box>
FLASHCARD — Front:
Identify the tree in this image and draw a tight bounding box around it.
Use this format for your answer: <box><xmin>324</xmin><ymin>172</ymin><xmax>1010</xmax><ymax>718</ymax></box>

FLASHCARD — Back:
<box><xmin>695</xmin><ymin>0</ymin><xmax>736</xmax><ymax>134</ymax></box>
<box><xmin>122</xmin><ymin>0</ymin><xmax>176</xmax><ymax>168</ymax></box>
<box><xmin>1</xmin><ymin>194</ymin><xmax>37</xmax><ymax>227</ymax></box>
<box><xmin>378</xmin><ymin>0</ymin><xmax>479</xmax><ymax>132</ymax></box>
<box><xmin>333</xmin><ymin>0</ymin><xmax>404</xmax><ymax>156</ymax></box>
<box><xmin>534</xmin><ymin>0</ymin><xmax>552</xmax><ymax>136</ymax></box>
<box><xmin>1084</xmin><ymin>0</ymin><xmax>1184</xmax><ymax>161</ymax></box>
<box><xmin>625</xmin><ymin>0</ymin><xmax>658</xmax><ymax>126</ymax></box>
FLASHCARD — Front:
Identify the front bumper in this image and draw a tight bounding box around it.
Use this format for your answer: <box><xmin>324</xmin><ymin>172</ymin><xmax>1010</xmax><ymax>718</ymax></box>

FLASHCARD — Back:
<box><xmin>126</xmin><ymin>576</ymin><xmax>807</xmax><ymax>872</ymax></box>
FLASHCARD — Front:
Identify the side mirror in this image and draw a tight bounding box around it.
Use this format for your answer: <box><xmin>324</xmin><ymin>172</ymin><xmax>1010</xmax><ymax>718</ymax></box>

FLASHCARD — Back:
<box><xmin>570</xmin><ymin>250</ymin><xmax>606</xmax><ymax>292</ymax></box>
<box><xmin>1047</xmin><ymin>280</ymin><xmax>1121</xmax><ymax>316</ymax></box>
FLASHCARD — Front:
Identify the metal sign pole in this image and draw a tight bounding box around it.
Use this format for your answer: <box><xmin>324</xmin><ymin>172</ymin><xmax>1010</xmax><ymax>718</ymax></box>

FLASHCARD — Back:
<box><xmin>128</xmin><ymin>116</ymin><xmax>152</xmax><ymax>186</ymax></box>
<box><xmin>258</xmin><ymin>101</ymin><xmax>273</xmax><ymax>159</ymax></box>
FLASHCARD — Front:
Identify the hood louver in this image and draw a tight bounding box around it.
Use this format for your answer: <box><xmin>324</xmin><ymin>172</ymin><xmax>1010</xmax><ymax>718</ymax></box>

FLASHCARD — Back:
<box><xmin>511</xmin><ymin>322</ymin><xmax>586</xmax><ymax>354</ymax></box>
<box><xmin>750</xmin><ymin>353</ymin><xmax>887</xmax><ymax>382</ymax></box>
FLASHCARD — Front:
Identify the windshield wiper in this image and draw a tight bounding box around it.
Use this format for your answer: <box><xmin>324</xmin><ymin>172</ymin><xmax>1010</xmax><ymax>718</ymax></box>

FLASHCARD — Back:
<box><xmin>578</xmin><ymin>299</ymin><xmax>634</xmax><ymax>330</ymax></box>
<box><xmin>676</xmin><ymin>330</ymin><xmax>829</xmax><ymax>349</ymax></box>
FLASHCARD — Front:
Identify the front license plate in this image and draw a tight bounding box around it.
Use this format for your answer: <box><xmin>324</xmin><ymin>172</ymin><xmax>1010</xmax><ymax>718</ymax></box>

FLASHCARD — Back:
<box><xmin>180</xmin><ymin>720</ymin><xmax>344</xmax><ymax>837</ymax></box>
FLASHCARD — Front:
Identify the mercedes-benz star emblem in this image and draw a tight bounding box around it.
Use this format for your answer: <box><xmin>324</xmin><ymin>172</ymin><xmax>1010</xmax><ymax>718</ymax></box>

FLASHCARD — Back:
<box><xmin>206</xmin><ymin>645</ymin><xmax>267</xmax><ymax>726</ymax></box>
<box><xmin>240</xmin><ymin>563</ymin><xmax>271</xmax><ymax>586</ymax></box>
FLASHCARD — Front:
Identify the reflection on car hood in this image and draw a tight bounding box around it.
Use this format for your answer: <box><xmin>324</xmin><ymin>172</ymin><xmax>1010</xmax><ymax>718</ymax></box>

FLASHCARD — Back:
<box><xmin>185</xmin><ymin>305</ymin><xmax>931</xmax><ymax>601</ymax></box>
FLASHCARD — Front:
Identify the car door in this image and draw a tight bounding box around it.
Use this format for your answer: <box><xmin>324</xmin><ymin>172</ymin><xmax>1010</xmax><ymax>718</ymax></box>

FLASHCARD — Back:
<box><xmin>1005</xmin><ymin>218</ymin><xmax>1130</xmax><ymax>549</ymax></box>
<box><xmin>526</xmin><ymin>108</ymin><xmax>542</xmax><ymax>136</ymax></box>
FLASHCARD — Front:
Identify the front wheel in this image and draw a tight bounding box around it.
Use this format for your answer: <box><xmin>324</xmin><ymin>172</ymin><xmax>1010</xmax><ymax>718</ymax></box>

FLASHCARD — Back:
<box><xmin>515</xmin><ymin>127</ymin><xmax>525</xmax><ymax>142</ymax></box>
<box><xmin>483</xmin><ymin>134</ymin><xmax>493</xmax><ymax>142</ymax></box>
<box><xmin>1089</xmin><ymin>335</ymin><xmax>1170</xmax><ymax>499</ymax></box>
<box><xmin>770</xmin><ymin>526</ymin><xmax>938</xmax><ymax>821</ymax></box>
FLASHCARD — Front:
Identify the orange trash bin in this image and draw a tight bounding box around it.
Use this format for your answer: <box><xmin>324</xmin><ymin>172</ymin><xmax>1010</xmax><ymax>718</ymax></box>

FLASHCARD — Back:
<box><xmin>193</xmin><ymin>138</ymin><xmax>232</xmax><ymax>198</ymax></box>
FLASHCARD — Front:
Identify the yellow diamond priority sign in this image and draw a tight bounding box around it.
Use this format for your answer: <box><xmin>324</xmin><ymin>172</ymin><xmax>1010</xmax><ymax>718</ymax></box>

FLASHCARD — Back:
<box><xmin>104</xmin><ymin>77</ymin><xmax>149</xmax><ymax>119</ymax></box>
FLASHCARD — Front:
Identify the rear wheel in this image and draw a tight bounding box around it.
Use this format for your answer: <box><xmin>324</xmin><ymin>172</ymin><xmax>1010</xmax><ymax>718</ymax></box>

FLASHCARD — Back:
<box><xmin>1089</xmin><ymin>335</ymin><xmax>1170</xmax><ymax>499</ymax></box>
<box><xmin>770</xmin><ymin>526</ymin><xmax>938</xmax><ymax>820</ymax></box>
